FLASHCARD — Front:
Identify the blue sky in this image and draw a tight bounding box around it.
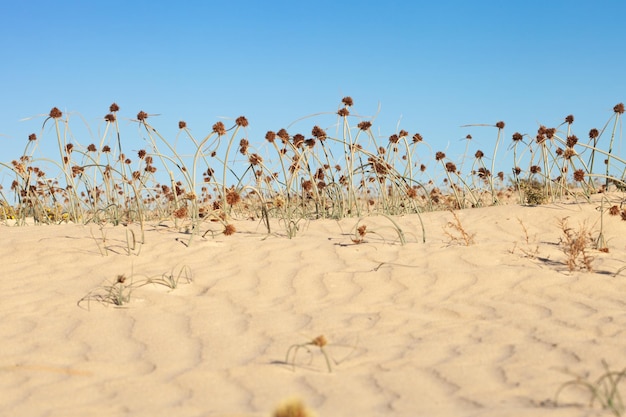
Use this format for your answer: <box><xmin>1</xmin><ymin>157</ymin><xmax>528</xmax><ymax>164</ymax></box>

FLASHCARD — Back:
<box><xmin>1</xmin><ymin>0</ymin><xmax>624</xmax><ymax>182</ymax></box>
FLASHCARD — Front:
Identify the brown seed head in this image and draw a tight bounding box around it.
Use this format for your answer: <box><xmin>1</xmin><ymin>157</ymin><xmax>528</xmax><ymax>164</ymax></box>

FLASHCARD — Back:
<box><xmin>337</xmin><ymin>107</ymin><xmax>350</xmax><ymax>117</ymax></box>
<box><xmin>573</xmin><ymin>169</ymin><xmax>585</xmax><ymax>182</ymax></box>
<box><xmin>102</xmin><ymin>145</ymin><xmax>111</xmax><ymax>153</ymax></box>
<box><xmin>566</xmin><ymin>135</ymin><xmax>578</xmax><ymax>148</ymax></box>
<box><xmin>104</xmin><ymin>113</ymin><xmax>116</xmax><ymax>123</ymax></box>
<box><xmin>413</xmin><ymin>133</ymin><xmax>423</xmax><ymax>143</ymax></box>
<box><xmin>87</xmin><ymin>144</ymin><xmax>97</xmax><ymax>152</ymax></box>
<box><xmin>589</xmin><ymin>128</ymin><xmax>599</xmax><ymax>139</ymax></box>
<box><xmin>614</xmin><ymin>103</ymin><xmax>625</xmax><ymax>114</ymax></box>
<box><xmin>311</xmin><ymin>335</ymin><xmax>328</xmax><ymax>347</ymax></box>
<box><xmin>445</xmin><ymin>162</ymin><xmax>457</xmax><ymax>173</ymax></box>
<box><xmin>358</xmin><ymin>121</ymin><xmax>372</xmax><ymax>131</ymax></box>
<box><xmin>389</xmin><ymin>134</ymin><xmax>399</xmax><ymax>144</ymax></box>
<box><xmin>28</xmin><ymin>133</ymin><xmax>37</xmax><ymax>141</ymax></box>
<box><xmin>342</xmin><ymin>96</ymin><xmax>354</xmax><ymax>106</ymax></box>
<box><xmin>136</xmin><ymin>111</ymin><xmax>148</xmax><ymax>121</ymax></box>
<box><xmin>563</xmin><ymin>148</ymin><xmax>576</xmax><ymax>160</ymax></box>
<box><xmin>226</xmin><ymin>187</ymin><xmax>241</xmax><ymax>205</ymax></box>
<box><xmin>277</xmin><ymin>128</ymin><xmax>289</xmax><ymax>142</ymax></box>
<box><xmin>293</xmin><ymin>134</ymin><xmax>305</xmax><ymax>148</ymax></box>
<box><xmin>530</xmin><ymin>165</ymin><xmax>541</xmax><ymax>174</ymax></box>
<box><xmin>178</xmin><ymin>120</ymin><xmax>187</xmax><ymax>129</ymax></box>
<box><xmin>212</xmin><ymin>121</ymin><xmax>226</xmax><ymax>135</ymax></box>
<box><xmin>235</xmin><ymin>116</ymin><xmax>249</xmax><ymax>127</ymax></box>
<box><xmin>173</xmin><ymin>206</ymin><xmax>188</xmax><ymax>219</ymax></box>
<box><xmin>265</xmin><ymin>131</ymin><xmax>276</xmax><ymax>143</ymax></box>
<box><xmin>138</xmin><ymin>149</ymin><xmax>147</xmax><ymax>159</ymax></box>
<box><xmin>249</xmin><ymin>153</ymin><xmax>262</xmax><ymax>165</ymax></box>
<box><xmin>609</xmin><ymin>205</ymin><xmax>620</xmax><ymax>216</ymax></box>
<box><xmin>475</xmin><ymin>150</ymin><xmax>484</xmax><ymax>159</ymax></box>
<box><xmin>110</xmin><ymin>103</ymin><xmax>120</xmax><ymax>112</ymax></box>
<box><xmin>496</xmin><ymin>121</ymin><xmax>505</xmax><ymax>129</ymax></box>
<box><xmin>565</xmin><ymin>114</ymin><xmax>574</xmax><ymax>124</ymax></box>
<box><xmin>435</xmin><ymin>151</ymin><xmax>446</xmax><ymax>161</ymax></box>
<box><xmin>223</xmin><ymin>224</ymin><xmax>236</xmax><ymax>236</ymax></box>
<box><xmin>49</xmin><ymin>107</ymin><xmax>63</xmax><ymax>119</ymax></box>
<box><xmin>66</xmin><ymin>143</ymin><xmax>74</xmax><ymax>154</ymax></box>
<box><xmin>512</xmin><ymin>132</ymin><xmax>523</xmax><ymax>142</ymax></box>
<box><xmin>311</xmin><ymin>125</ymin><xmax>326</xmax><ymax>139</ymax></box>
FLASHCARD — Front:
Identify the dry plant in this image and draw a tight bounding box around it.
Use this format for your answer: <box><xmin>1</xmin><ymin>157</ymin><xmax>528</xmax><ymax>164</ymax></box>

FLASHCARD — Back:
<box><xmin>78</xmin><ymin>265</ymin><xmax>192</xmax><ymax>310</ymax></box>
<box><xmin>557</xmin><ymin>217</ymin><xmax>594</xmax><ymax>272</ymax></box>
<box><xmin>272</xmin><ymin>398</ymin><xmax>316</xmax><ymax>417</ymax></box>
<box><xmin>510</xmin><ymin>217</ymin><xmax>539</xmax><ymax>258</ymax></box>
<box><xmin>350</xmin><ymin>214</ymin><xmax>409</xmax><ymax>245</ymax></box>
<box><xmin>285</xmin><ymin>335</ymin><xmax>333</xmax><ymax>373</ymax></box>
<box><xmin>0</xmin><ymin>99</ymin><xmax>624</xmax><ymax>244</ymax></box>
<box><xmin>555</xmin><ymin>360</ymin><xmax>626</xmax><ymax>416</ymax></box>
<box><xmin>443</xmin><ymin>209</ymin><xmax>475</xmax><ymax>246</ymax></box>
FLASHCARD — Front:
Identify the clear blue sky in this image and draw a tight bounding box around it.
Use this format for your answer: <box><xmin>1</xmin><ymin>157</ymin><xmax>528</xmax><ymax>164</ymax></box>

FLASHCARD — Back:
<box><xmin>1</xmin><ymin>0</ymin><xmax>624</xmax><ymax>180</ymax></box>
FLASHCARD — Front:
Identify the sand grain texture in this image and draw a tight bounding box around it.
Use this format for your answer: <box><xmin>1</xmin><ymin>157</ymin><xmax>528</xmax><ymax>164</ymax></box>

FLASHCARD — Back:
<box><xmin>2</xmin><ymin>197</ymin><xmax>626</xmax><ymax>416</ymax></box>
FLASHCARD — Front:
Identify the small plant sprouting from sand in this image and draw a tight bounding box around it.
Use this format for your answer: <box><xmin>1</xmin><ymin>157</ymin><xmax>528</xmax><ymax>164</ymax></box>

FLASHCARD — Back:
<box><xmin>443</xmin><ymin>210</ymin><xmax>475</xmax><ymax>246</ymax></box>
<box><xmin>78</xmin><ymin>265</ymin><xmax>192</xmax><ymax>310</ymax></box>
<box><xmin>349</xmin><ymin>215</ymin><xmax>408</xmax><ymax>245</ymax></box>
<box><xmin>272</xmin><ymin>398</ymin><xmax>316</xmax><ymax>417</ymax></box>
<box><xmin>557</xmin><ymin>217</ymin><xmax>594</xmax><ymax>272</ymax></box>
<box><xmin>78</xmin><ymin>273</ymin><xmax>134</xmax><ymax>309</ymax></box>
<box><xmin>555</xmin><ymin>360</ymin><xmax>626</xmax><ymax>416</ymax></box>
<box><xmin>285</xmin><ymin>335</ymin><xmax>333</xmax><ymax>373</ymax></box>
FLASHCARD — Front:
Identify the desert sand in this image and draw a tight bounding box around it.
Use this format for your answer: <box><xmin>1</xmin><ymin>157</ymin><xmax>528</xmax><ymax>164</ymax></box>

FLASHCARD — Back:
<box><xmin>2</xmin><ymin>194</ymin><xmax>626</xmax><ymax>417</ymax></box>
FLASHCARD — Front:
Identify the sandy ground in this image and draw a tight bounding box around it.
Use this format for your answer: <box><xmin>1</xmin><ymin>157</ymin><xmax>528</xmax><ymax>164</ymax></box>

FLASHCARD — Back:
<box><xmin>2</xmin><ymin>194</ymin><xmax>626</xmax><ymax>417</ymax></box>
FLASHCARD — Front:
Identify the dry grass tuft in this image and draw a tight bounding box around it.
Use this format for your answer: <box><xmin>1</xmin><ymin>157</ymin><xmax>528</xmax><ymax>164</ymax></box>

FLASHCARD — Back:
<box><xmin>557</xmin><ymin>217</ymin><xmax>594</xmax><ymax>272</ymax></box>
<box><xmin>443</xmin><ymin>210</ymin><xmax>475</xmax><ymax>246</ymax></box>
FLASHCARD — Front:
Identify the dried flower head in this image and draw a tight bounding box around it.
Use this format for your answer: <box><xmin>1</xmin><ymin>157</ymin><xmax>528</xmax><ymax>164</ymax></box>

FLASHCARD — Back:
<box><xmin>565</xmin><ymin>114</ymin><xmax>574</xmax><ymax>124</ymax></box>
<box><xmin>311</xmin><ymin>335</ymin><xmax>328</xmax><ymax>347</ymax></box>
<box><xmin>265</xmin><ymin>130</ymin><xmax>276</xmax><ymax>143</ymax></box>
<box><xmin>358</xmin><ymin>121</ymin><xmax>372</xmax><ymax>131</ymax></box>
<box><xmin>66</xmin><ymin>143</ymin><xmax>74</xmax><ymax>154</ymax></box>
<box><xmin>495</xmin><ymin>121</ymin><xmax>505</xmax><ymax>129</ymax></box>
<box><xmin>223</xmin><ymin>224</ymin><xmax>236</xmax><ymax>236</ymax></box>
<box><xmin>563</xmin><ymin>147</ymin><xmax>576</xmax><ymax>160</ymax></box>
<box><xmin>342</xmin><ymin>96</ymin><xmax>354</xmax><ymax>106</ymax></box>
<box><xmin>87</xmin><ymin>144</ymin><xmax>97</xmax><ymax>152</ymax></box>
<box><xmin>277</xmin><ymin>128</ymin><xmax>290</xmax><ymax>142</ymax></box>
<box><xmin>573</xmin><ymin>169</ymin><xmax>585</xmax><ymax>182</ymax></box>
<box><xmin>102</xmin><ymin>145</ymin><xmax>111</xmax><ymax>153</ymax></box>
<box><xmin>212</xmin><ymin>121</ymin><xmax>226</xmax><ymax>135</ymax></box>
<box><xmin>435</xmin><ymin>151</ymin><xmax>446</xmax><ymax>161</ymax></box>
<box><xmin>337</xmin><ymin>107</ymin><xmax>350</xmax><ymax>117</ymax></box>
<box><xmin>566</xmin><ymin>135</ymin><xmax>578</xmax><ymax>148</ymax></box>
<box><xmin>104</xmin><ymin>113</ymin><xmax>116</xmax><ymax>123</ymax></box>
<box><xmin>110</xmin><ymin>103</ymin><xmax>120</xmax><ymax>112</ymax></box>
<box><xmin>512</xmin><ymin>132</ymin><xmax>523</xmax><ymax>142</ymax></box>
<box><xmin>609</xmin><ymin>205</ymin><xmax>620</xmax><ymax>216</ymax></box>
<box><xmin>235</xmin><ymin>116</ymin><xmax>249</xmax><ymax>127</ymax></box>
<box><xmin>389</xmin><ymin>134</ymin><xmax>399</xmax><ymax>144</ymax></box>
<box><xmin>311</xmin><ymin>125</ymin><xmax>326</xmax><ymax>139</ymax></box>
<box><xmin>589</xmin><ymin>128</ymin><xmax>599</xmax><ymax>139</ymax></box>
<box><xmin>173</xmin><ymin>206</ymin><xmax>188</xmax><ymax>219</ymax></box>
<box><xmin>178</xmin><ymin>120</ymin><xmax>187</xmax><ymax>129</ymax></box>
<box><xmin>49</xmin><ymin>107</ymin><xmax>63</xmax><ymax>119</ymax></box>
<box><xmin>248</xmin><ymin>153</ymin><xmax>262</xmax><ymax>165</ymax></box>
<box><xmin>475</xmin><ymin>150</ymin><xmax>484</xmax><ymax>159</ymax></box>
<box><xmin>412</xmin><ymin>133</ymin><xmax>423</xmax><ymax>143</ymax></box>
<box><xmin>445</xmin><ymin>162</ymin><xmax>457</xmax><ymax>173</ymax></box>
<box><xmin>293</xmin><ymin>134</ymin><xmax>305</xmax><ymax>148</ymax></box>
<box><xmin>226</xmin><ymin>187</ymin><xmax>241</xmax><ymax>205</ymax></box>
<box><xmin>28</xmin><ymin>133</ymin><xmax>37</xmax><ymax>141</ymax></box>
<box><xmin>614</xmin><ymin>103</ymin><xmax>625</xmax><ymax>114</ymax></box>
<box><xmin>530</xmin><ymin>165</ymin><xmax>541</xmax><ymax>174</ymax></box>
<box><xmin>136</xmin><ymin>111</ymin><xmax>148</xmax><ymax>121</ymax></box>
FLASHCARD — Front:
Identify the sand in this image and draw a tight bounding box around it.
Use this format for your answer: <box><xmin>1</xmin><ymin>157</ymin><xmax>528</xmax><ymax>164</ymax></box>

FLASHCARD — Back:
<box><xmin>2</xmin><ymin>195</ymin><xmax>626</xmax><ymax>417</ymax></box>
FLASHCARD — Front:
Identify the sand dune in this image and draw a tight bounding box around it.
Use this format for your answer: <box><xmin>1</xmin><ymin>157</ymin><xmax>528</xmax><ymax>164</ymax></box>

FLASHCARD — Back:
<box><xmin>2</xmin><ymin>194</ymin><xmax>626</xmax><ymax>416</ymax></box>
